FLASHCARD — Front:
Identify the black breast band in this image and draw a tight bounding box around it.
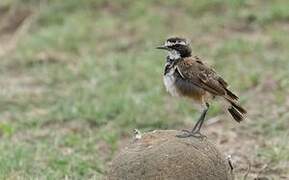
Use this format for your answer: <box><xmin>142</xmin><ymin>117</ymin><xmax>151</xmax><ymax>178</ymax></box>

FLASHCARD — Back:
<box><xmin>164</xmin><ymin>56</ymin><xmax>181</xmax><ymax>75</ymax></box>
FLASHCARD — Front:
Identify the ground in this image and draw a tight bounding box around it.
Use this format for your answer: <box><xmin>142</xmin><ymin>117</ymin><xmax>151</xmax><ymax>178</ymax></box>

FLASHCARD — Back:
<box><xmin>0</xmin><ymin>0</ymin><xmax>288</xmax><ymax>179</ymax></box>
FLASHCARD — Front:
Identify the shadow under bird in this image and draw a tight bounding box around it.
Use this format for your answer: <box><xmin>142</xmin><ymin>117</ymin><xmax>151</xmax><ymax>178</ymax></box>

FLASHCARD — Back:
<box><xmin>157</xmin><ymin>37</ymin><xmax>247</xmax><ymax>138</ymax></box>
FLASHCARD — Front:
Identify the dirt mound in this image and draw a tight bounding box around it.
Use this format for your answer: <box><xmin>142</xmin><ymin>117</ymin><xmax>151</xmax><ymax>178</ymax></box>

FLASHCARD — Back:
<box><xmin>108</xmin><ymin>130</ymin><xmax>233</xmax><ymax>180</ymax></box>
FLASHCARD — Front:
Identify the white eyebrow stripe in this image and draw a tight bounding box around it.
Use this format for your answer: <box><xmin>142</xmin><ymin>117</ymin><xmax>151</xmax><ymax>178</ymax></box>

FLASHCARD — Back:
<box><xmin>165</xmin><ymin>41</ymin><xmax>186</xmax><ymax>46</ymax></box>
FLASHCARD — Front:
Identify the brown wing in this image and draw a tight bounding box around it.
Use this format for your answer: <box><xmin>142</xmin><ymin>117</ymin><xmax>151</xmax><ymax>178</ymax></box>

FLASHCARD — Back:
<box><xmin>176</xmin><ymin>57</ymin><xmax>227</xmax><ymax>96</ymax></box>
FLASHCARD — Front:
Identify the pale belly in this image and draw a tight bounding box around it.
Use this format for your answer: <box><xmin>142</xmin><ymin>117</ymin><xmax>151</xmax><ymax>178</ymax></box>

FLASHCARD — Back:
<box><xmin>163</xmin><ymin>73</ymin><xmax>179</xmax><ymax>97</ymax></box>
<box><xmin>163</xmin><ymin>70</ymin><xmax>207</xmax><ymax>103</ymax></box>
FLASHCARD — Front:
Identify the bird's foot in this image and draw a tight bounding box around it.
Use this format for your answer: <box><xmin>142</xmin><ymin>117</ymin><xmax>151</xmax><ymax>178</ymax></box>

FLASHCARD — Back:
<box><xmin>176</xmin><ymin>129</ymin><xmax>206</xmax><ymax>139</ymax></box>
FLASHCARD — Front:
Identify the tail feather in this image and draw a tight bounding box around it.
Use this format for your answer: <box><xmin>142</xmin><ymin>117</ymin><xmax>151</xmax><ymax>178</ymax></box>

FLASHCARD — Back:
<box><xmin>230</xmin><ymin>101</ymin><xmax>247</xmax><ymax>114</ymax></box>
<box><xmin>228</xmin><ymin>107</ymin><xmax>244</xmax><ymax>122</ymax></box>
<box><xmin>225</xmin><ymin>98</ymin><xmax>247</xmax><ymax>122</ymax></box>
<box><xmin>225</xmin><ymin>88</ymin><xmax>239</xmax><ymax>100</ymax></box>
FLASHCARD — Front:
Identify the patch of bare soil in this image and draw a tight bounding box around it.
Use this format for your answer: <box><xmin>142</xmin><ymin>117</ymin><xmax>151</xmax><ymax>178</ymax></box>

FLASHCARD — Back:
<box><xmin>0</xmin><ymin>5</ymin><xmax>35</xmax><ymax>57</ymax></box>
<box><xmin>206</xmin><ymin>121</ymin><xmax>288</xmax><ymax>179</ymax></box>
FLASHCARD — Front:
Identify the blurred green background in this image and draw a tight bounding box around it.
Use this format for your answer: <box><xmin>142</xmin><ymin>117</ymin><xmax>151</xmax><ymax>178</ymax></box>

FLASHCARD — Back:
<box><xmin>0</xmin><ymin>0</ymin><xmax>289</xmax><ymax>179</ymax></box>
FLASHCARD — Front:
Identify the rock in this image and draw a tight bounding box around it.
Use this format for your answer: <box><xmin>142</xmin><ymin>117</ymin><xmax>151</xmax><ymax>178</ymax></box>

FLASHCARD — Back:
<box><xmin>107</xmin><ymin>130</ymin><xmax>233</xmax><ymax>180</ymax></box>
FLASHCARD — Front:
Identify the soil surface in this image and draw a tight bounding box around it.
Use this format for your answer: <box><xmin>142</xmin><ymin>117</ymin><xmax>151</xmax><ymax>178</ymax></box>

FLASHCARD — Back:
<box><xmin>108</xmin><ymin>130</ymin><xmax>233</xmax><ymax>180</ymax></box>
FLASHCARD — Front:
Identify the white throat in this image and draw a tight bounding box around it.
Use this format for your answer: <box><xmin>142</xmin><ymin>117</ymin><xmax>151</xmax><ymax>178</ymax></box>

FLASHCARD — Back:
<box><xmin>168</xmin><ymin>50</ymin><xmax>181</xmax><ymax>59</ymax></box>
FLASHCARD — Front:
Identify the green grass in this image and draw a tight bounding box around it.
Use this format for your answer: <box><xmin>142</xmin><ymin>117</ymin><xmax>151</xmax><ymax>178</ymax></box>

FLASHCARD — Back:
<box><xmin>0</xmin><ymin>0</ymin><xmax>289</xmax><ymax>179</ymax></box>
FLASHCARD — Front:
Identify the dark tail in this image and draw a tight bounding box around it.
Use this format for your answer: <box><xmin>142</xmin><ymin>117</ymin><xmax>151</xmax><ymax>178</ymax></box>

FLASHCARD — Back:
<box><xmin>225</xmin><ymin>88</ymin><xmax>239</xmax><ymax>101</ymax></box>
<box><xmin>228</xmin><ymin>107</ymin><xmax>244</xmax><ymax>122</ymax></box>
<box><xmin>226</xmin><ymin>99</ymin><xmax>247</xmax><ymax>122</ymax></box>
<box><xmin>230</xmin><ymin>101</ymin><xmax>247</xmax><ymax>114</ymax></box>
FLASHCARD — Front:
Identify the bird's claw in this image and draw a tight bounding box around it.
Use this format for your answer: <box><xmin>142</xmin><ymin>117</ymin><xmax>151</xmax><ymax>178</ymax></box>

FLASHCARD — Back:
<box><xmin>176</xmin><ymin>129</ymin><xmax>206</xmax><ymax>139</ymax></box>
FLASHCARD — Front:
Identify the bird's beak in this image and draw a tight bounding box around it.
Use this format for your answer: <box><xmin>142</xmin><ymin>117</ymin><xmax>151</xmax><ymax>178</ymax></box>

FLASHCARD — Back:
<box><xmin>156</xmin><ymin>45</ymin><xmax>169</xmax><ymax>50</ymax></box>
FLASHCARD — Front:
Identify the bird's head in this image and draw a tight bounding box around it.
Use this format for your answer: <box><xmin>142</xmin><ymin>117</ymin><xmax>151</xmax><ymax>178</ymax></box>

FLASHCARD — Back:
<box><xmin>157</xmin><ymin>37</ymin><xmax>192</xmax><ymax>59</ymax></box>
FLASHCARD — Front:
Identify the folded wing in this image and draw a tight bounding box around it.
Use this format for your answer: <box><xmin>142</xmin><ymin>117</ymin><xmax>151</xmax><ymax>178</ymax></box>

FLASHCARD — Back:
<box><xmin>177</xmin><ymin>58</ymin><xmax>228</xmax><ymax>97</ymax></box>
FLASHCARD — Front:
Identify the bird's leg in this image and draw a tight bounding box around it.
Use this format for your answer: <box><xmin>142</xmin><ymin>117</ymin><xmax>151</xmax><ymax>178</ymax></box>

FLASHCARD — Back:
<box><xmin>193</xmin><ymin>103</ymin><xmax>210</xmax><ymax>133</ymax></box>
<box><xmin>177</xmin><ymin>103</ymin><xmax>210</xmax><ymax>138</ymax></box>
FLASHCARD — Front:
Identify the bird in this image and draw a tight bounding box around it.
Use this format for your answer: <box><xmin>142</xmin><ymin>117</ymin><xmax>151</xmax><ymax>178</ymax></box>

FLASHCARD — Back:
<box><xmin>156</xmin><ymin>37</ymin><xmax>247</xmax><ymax>138</ymax></box>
